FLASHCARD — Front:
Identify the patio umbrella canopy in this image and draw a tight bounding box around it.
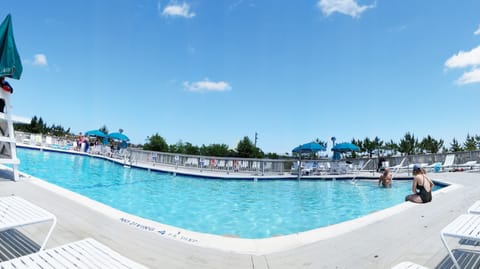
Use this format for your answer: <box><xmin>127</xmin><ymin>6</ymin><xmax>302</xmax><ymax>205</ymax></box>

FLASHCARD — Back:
<box><xmin>0</xmin><ymin>14</ymin><xmax>22</xmax><ymax>79</ymax></box>
<box><xmin>108</xmin><ymin>132</ymin><xmax>129</xmax><ymax>142</ymax></box>
<box><xmin>292</xmin><ymin>141</ymin><xmax>325</xmax><ymax>178</ymax></box>
<box><xmin>331</xmin><ymin>142</ymin><xmax>360</xmax><ymax>153</ymax></box>
<box><xmin>85</xmin><ymin>130</ymin><xmax>107</xmax><ymax>138</ymax></box>
<box><xmin>292</xmin><ymin>142</ymin><xmax>326</xmax><ymax>154</ymax></box>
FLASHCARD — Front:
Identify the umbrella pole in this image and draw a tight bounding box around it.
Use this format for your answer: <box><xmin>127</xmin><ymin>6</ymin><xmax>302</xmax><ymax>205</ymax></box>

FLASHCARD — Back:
<box><xmin>297</xmin><ymin>155</ymin><xmax>301</xmax><ymax>180</ymax></box>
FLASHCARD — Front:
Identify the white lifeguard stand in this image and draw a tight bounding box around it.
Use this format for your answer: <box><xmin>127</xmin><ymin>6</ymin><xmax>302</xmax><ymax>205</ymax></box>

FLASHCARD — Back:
<box><xmin>0</xmin><ymin>90</ymin><xmax>29</xmax><ymax>181</ymax></box>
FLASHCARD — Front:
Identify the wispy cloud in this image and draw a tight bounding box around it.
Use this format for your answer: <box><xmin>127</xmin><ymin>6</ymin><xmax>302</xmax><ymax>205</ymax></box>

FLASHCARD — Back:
<box><xmin>445</xmin><ymin>46</ymin><xmax>480</xmax><ymax>69</ymax></box>
<box><xmin>474</xmin><ymin>25</ymin><xmax>480</xmax><ymax>35</ymax></box>
<box><xmin>388</xmin><ymin>25</ymin><xmax>407</xmax><ymax>33</ymax></box>
<box><xmin>183</xmin><ymin>79</ymin><xmax>232</xmax><ymax>93</ymax></box>
<box><xmin>317</xmin><ymin>0</ymin><xmax>374</xmax><ymax>18</ymax></box>
<box><xmin>33</xmin><ymin>54</ymin><xmax>48</xmax><ymax>66</ymax></box>
<box><xmin>161</xmin><ymin>2</ymin><xmax>195</xmax><ymax>18</ymax></box>
<box><xmin>456</xmin><ymin>68</ymin><xmax>480</xmax><ymax>85</ymax></box>
<box><xmin>228</xmin><ymin>0</ymin><xmax>255</xmax><ymax>11</ymax></box>
<box><xmin>445</xmin><ymin>45</ymin><xmax>480</xmax><ymax>85</ymax></box>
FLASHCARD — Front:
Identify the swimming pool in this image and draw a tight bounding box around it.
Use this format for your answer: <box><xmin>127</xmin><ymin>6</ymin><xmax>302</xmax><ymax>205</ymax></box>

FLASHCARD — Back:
<box><xmin>15</xmin><ymin>147</ymin><xmax>442</xmax><ymax>238</ymax></box>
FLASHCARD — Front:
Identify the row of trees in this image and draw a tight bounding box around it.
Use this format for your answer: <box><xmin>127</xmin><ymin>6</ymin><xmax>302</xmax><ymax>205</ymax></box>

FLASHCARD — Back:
<box><xmin>350</xmin><ymin>132</ymin><xmax>480</xmax><ymax>157</ymax></box>
<box><xmin>143</xmin><ymin>133</ymin><xmax>277</xmax><ymax>159</ymax></box>
<box><xmin>14</xmin><ymin>116</ymin><xmax>71</xmax><ymax>137</ymax></box>
<box><xmin>13</xmin><ymin>116</ymin><xmax>480</xmax><ymax>159</ymax></box>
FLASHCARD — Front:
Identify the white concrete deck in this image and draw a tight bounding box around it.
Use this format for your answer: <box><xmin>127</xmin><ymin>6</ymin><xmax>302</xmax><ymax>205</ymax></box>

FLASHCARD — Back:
<box><xmin>0</xmin><ymin>166</ymin><xmax>479</xmax><ymax>268</ymax></box>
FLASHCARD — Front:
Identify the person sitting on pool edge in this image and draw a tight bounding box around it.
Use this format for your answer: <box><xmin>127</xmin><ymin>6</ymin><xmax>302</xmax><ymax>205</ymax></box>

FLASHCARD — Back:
<box><xmin>378</xmin><ymin>167</ymin><xmax>392</xmax><ymax>188</ymax></box>
<box><xmin>405</xmin><ymin>164</ymin><xmax>434</xmax><ymax>203</ymax></box>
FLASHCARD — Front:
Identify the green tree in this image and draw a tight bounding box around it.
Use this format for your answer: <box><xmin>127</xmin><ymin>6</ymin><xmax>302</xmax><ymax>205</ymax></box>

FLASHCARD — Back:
<box><xmin>350</xmin><ymin>138</ymin><xmax>363</xmax><ymax>157</ymax></box>
<box><xmin>200</xmin><ymin>143</ymin><xmax>231</xmax><ymax>157</ymax></box>
<box><xmin>48</xmin><ymin>124</ymin><xmax>71</xmax><ymax>137</ymax></box>
<box><xmin>398</xmin><ymin>132</ymin><xmax>416</xmax><ymax>155</ymax></box>
<box><xmin>419</xmin><ymin>135</ymin><xmax>444</xmax><ymax>154</ymax></box>
<box><xmin>450</xmin><ymin>138</ymin><xmax>463</xmax><ymax>152</ymax></box>
<box><xmin>384</xmin><ymin>139</ymin><xmax>399</xmax><ymax>156</ymax></box>
<box><xmin>169</xmin><ymin>141</ymin><xmax>182</xmax><ymax>154</ymax></box>
<box><xmin>464</xmin><ymin>134</ymin><xmax>477</xmax><ymax>151</ymax></box>
<box><xmin>184</xmin><ymin>142</ymin><xmax>200</xmax><ymax>155</ymax></box>
<box><xmin>265</xmin><ymin>152</ymin><xmax>279</xmax><ymax>159</ymax></box>
<box><xmin>362</xmin><ymin>137</ymin><xmax>377</xmax><ymax>157</ymax></box>
<box><xmin>236</xmin><ymin>136</ymin><xmax>260</xmax><ymax>158</ymax></box>
<box><xmin>14</xmin><ymin>115</ymin><xmax>71</xmax><ymax>137</ymax></box>
<box><xmin>143</xmin><ymin>133</ymin><xmax>168</xmax><ymax>152</ymax></box>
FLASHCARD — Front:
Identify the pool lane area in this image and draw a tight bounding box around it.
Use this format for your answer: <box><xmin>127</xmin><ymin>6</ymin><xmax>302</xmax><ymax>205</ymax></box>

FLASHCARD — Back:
<box><xmin>15</xmin><ymin>147</ymin><xmax>445</xmax><ymax>239</ymax></box>
<box><xmin>10</xmin><ymin>145</ymin><xmax>456</xmax><ymax>256</ymax></box>
<box><xmin>12</xmin><ymin>168</ymin><xmax>459</xmax><ymax>256</ymax></box>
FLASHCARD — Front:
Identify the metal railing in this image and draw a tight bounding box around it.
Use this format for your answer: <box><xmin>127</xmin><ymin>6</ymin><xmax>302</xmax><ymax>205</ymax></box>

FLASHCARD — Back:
<box><xmin>13</xmin><ymin>131</ymin><xmax>480</xmax><ymax>176</ymax></box>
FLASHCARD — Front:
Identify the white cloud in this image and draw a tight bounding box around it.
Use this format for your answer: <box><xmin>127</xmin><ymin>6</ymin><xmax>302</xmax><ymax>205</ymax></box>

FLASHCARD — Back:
<box><xmin>474</xmin><ymin>25</ymin><xmax>480</xmax><ymax>35</ymax></box>
<box><xmin>317</xmin><ymin>0</ymin><xmax>374</xmax><ymax>18</ymax></box>
<box><xmin>183</xmin><ymin>79</ymin><xmax>231</xmax><ymax>93</ymax></box>
<box><xmin>445</xmin><ymin>45</ymin><xmax>480</xmax><ymax>85</ymax></box>
<box><xmin>162</xmin><ymin>3</ymin><xmax>195</xmax><ymax>18</ymax></box>
<box><xmin>445</xmin><ymin>45</ymin><xmax>480</xmax><ymax>69</ymax></box>
<box><xmin>33</xmin><ymin>54</ymin><xmax>48</xmax><ymax>66</ymax></box>
<box><xmin>456</xmin><ymin>68</ymin><xmax>480</xmax><ymax>85</ymax></box>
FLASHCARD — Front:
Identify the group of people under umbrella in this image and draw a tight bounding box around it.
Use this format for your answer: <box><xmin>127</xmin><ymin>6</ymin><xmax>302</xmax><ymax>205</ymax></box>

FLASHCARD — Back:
<box><xmin>82</xmin><ymin>130</ymin><xmax>130</xmax><ymax>153</ymax></box>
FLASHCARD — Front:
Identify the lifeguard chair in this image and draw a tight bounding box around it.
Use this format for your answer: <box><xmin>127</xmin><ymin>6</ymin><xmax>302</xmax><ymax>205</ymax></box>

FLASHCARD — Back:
<box><xmin>0</xmin><ymin>90</ymin><xmax>29</xmax><ymax>181</ymax></box>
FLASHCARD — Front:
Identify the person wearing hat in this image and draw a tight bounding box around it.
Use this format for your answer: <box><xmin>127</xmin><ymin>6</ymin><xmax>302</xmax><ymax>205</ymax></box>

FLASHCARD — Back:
<box><xmin>405</xmin><ymin>164</ymin><xmax>434</xmax><ymax>203</ymax></box>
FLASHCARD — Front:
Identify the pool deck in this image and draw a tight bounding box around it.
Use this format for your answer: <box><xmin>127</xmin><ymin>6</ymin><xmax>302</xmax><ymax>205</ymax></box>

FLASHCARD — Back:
<box><xmin>0</xmin><ymin>163</ymin><xmax>480</xmax><ymax>268</ymax></box>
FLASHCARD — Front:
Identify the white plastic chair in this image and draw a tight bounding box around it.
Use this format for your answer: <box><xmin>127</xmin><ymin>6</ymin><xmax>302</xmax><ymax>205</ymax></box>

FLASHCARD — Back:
<box><xmin>0</xmin><ymin>196</ymin><xmax>56</xmax><ymax>251</ymax></box>
<box><xmin>0</xmin><ymin>238</ymin><xmax>149</xmax><ymax>268</ymax></box>
<box><xmin>440</xmin><ymin>214</ymin><xmax>480</xmax><ymax>269</ymax></box>
<box><xmin>391</xmin><ymin>261</ymin><xmax>429</xmax><ymax>269</ymax></box>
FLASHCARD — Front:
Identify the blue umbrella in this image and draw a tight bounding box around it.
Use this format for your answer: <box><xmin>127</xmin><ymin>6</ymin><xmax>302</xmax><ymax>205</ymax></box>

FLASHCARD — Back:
<box><xmin>108</xmin><ymin>132</ymin><xmax>129</xmax><ymax>142</ymax></box>
<box><xmin>292</xmin><ymin>142</ymin><xmax>326</xmax><ymax>154</ymax></box>
<box><xmin>292</xmin><ymin>142</ymin><xmax>325</xmax><ymax>179</ymax></box>
<box><xmin>331</xmin><ymin>142</ymin><xmax>360</xmax><ymax>153</ymax></box>
<box><xmin>85</xmin><ymin>130</ymin><xmax>107</xmax><ymax>138</ymax></box>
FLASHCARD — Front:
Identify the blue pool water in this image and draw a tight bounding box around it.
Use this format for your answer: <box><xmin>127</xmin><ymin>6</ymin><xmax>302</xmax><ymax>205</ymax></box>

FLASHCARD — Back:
<box><xmin>15</xmin><ymin>147</ymin><xmax>442</xmax><ymax>238</ymax></box>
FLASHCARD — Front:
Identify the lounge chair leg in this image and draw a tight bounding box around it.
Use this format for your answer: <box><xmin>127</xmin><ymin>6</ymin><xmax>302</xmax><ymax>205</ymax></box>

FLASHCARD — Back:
<box><xmin>440</xmin><ymin>234</ymin><xmax>461</xmax><ymax>269</ymax></box>
<box><xmin>40</xmin><ymin>216</ymin><xmax>57</xmax><ymax>251</ymax></box>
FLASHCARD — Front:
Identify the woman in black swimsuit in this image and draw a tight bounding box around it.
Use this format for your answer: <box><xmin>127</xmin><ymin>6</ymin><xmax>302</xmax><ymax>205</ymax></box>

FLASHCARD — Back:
<box><xmin>405</xmin><ymin>164</ymin><xmax>434</xmax><ymax>203</ymax></box>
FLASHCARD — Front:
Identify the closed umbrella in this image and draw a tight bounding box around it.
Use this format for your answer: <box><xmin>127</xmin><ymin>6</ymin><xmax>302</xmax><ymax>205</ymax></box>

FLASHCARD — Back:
<box><xmin>0</xmin><ymin>14</ymin><xmax>22</xmax><ymax>79</ymax></box>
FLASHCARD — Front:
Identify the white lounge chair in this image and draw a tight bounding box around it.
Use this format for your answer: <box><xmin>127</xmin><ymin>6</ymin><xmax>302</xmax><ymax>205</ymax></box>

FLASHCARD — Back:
<box><xmin>440</xmin><ymin>214</ymin><xmax>480</xmax><ymax>269</ymax></box>
<box><xmin>389</xmin><ymin>158</ymin><xmax>406</xmax><ymax>174</ymax></box>
<box><xmin>437</xmin><ymin>154</ymin><xmax>456</xmax><ymax>171</ymax></box>
<box><xmin>391</xmin><ymin>261</ymin><xmax>429</xmax><ymax>269</ymax></box>
<box><xmin>467</xmin><ymin>201</ymin><xmax>480</xmax><ymax>214</ymax></box>
<box><xmin>456</xmin><ymin>160</ymin><xmax>477</xmax><ymax>170</ymax></box>
<box><xmin>0</xmin><ymin>238</ymin><xmax>149</xmax><ymax>268</ymax></box>
<box><xmin>0</xmin><ymin>196</ymin><xmax>56</xmax><ymax>251</ymax></box>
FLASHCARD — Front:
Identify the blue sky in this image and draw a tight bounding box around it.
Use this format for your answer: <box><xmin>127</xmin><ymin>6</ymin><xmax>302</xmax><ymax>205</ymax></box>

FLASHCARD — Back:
<box><xmin>2</xmin><ymin>0</ymin><xmax>480</xmax><ymax>155</ymax></box>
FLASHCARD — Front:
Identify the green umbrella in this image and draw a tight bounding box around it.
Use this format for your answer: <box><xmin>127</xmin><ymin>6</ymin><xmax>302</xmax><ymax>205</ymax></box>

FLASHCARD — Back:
<box><xmin>0</xmin><ymin>14</ymin><xmax>22</xmax><ymax>79</ymax></box>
